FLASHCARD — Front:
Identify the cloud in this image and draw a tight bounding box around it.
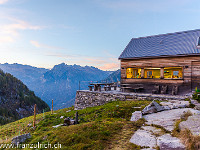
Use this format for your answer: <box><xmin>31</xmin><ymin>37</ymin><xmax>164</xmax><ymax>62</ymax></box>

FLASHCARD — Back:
<box><xmin>0</xmin><ymin>36</ymin><xmax>14</xmax><ymax>43</ymax></box>
<box><xmin>0</xmin><ymin>0</ymin><xmax>9</xmax><ymax>4</ymax></box>
<box><xmin>30</xmin><ymin>40</ymin><xmax>66</xmax><ymax>50</ymax></box>
<box><xmin>30</xmin><ymin>40</ymin><xmax>40</xmax><ymax>48</ymax></box>
<box><xmin>44</xmin><ymin>51</ymin><xmax>120</xmax><ymax>70</ymax></box>
<box><xmin>32</xmin><ymin>42</ymin><xmax>120</xmax><ymax>70</ymax></box>
<box><xmin>99</xmin><ymin>63</ymin><xmax>119</xmax><ymax>70</ymax></box>
<box><xmin>0</xmin><ymin>17</ymin><xmax>43</xmax><ymax>43</ymax></box>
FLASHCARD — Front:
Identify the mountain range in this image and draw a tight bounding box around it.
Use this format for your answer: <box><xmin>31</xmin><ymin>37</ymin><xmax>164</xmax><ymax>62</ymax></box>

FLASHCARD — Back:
<box><xmin>0</xmin><ymin>63</ymin><xmax>120</xmax><ymax>109</ymax></box>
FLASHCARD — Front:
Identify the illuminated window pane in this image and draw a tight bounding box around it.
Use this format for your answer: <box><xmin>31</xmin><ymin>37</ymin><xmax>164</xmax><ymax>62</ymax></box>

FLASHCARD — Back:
<box><xmin>147</xmin><ymin>71</ymin><xmax>152</xmax><ymax>78</ymax></box>
<box><xmin>164</xmin><ymin>67</ymin><xmax>182</xmax><ymax>79</ymax></box>
<box><xmin>144</xmin><ymin>68</ymin><xmax>160</xmax><ymax>78</ymax></box>
<box><xmin>126</xmin><ymin>68</ymin><xmax>141</xmax><ymax>78</ymax></box>
<box><xmin>173</xmin><ymin>71</ymin><xmax>179</xmax><ymax>76</ymax></box>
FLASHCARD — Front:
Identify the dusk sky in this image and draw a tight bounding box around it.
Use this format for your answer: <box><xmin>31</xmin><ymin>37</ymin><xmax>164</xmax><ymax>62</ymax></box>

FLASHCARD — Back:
<box><xmin>0</xmin><ymin>0</ymin><xmax>200</xmax><ymax>70</ymax></box>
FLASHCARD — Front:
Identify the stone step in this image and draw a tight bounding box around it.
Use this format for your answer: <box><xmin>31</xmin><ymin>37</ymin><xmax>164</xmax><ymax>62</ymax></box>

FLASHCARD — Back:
<box><xmin>126</xmin><ymin>99</ymin><xmax>134</xmax><ymax>101</ymax></box>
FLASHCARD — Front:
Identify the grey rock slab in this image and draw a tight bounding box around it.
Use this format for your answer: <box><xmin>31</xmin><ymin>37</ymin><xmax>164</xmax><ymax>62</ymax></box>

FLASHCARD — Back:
<box><xmin>52</xmin><ymin>124</ymin><xmax>63</xmax><ymax>128</ymax></box>
<box><xmin>161</xmin><ymin>100</ymin><xmax>190</xmax><ymax>109</ymax></box>
<box><xmin>141</xmin><ymin>148</ymin><xmax>156</xmax><ymax>150</ymax></box>
<box><xmin>179</xmin><ymin>114</ymin><xmax>200</xmax><ymax>135</ymax></box>
<box><xmin>160</xmin><ymin>102</ymin><xmax>173</xmax><ymax>106</ymax></box>
<box><xmin>142</xmin><ymin>100</ymin><xmax>164</xmax><ymax>115</ymax></box>
<box><xmin>191</xmin><ymin>100</ymin><xmax>199</xmax><ymax>105</ymax></box>
<box><xmin>142</xmin><ymin>126</ymin><xmax>164</xmax><ymax>136</ymax></box>
<box><xmin>157</xmin><ymin>134</ymin><xmax>185</xmax><ymax>150</ymax></box>
<box><xmin>130</xmin><ymin>129</ymin><xmax>157</xmax><ymax>148</ymax></box>
<box><xmin>163</xmin><ymin>106</ymin><xmax>171</xmax><ymax>110</ymax></box>
<box><xmin>130</xmin><ymin>111</ymin><xmax>142</xmax><ymax>121</ymax></box>
<box><xmin>195</xmin><ymin>104</ymin><xmax>200</xmax><ymax>110</ymax></box>
<box><xmin>143</xmin><ymin>108</ymin><xmax>198</xmax><ymax>131</ymax></box>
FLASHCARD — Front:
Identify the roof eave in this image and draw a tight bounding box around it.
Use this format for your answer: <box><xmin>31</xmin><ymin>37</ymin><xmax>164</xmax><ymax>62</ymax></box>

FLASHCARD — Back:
<box><xmin>118</xmin><ymin>53</ymin><xmax>200</xmax><ymax>60</ymax></box>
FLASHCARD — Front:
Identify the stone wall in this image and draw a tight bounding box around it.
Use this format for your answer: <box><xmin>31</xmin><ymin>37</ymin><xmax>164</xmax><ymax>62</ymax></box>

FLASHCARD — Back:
<box><xmin>74</xmin><ymin>90</ymin><xmax>187</xmax><ymax>110</ymax></box>
<box><xmin>74</xmin><ymin>91</ymin><xmax>126</xmax><ymax>110</ymax></box>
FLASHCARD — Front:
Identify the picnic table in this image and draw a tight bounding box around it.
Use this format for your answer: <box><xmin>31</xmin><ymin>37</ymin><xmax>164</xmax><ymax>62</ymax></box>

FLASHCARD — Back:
<box><xmin>89</xmin><ymin>83</ymin><xmax>114</xmax><ymax>91</ymax></box>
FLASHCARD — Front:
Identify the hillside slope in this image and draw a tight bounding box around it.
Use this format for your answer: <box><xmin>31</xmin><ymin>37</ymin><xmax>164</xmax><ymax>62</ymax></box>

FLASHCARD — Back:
<box><xmin>0</xmin><ymin>70</ymin><xmax>50</xmax><ymax>125</ymax></box>
<box><xmin>0</xmin><ymin>100</ymin><xmax>150</xmax><ymax>149</ymax></box>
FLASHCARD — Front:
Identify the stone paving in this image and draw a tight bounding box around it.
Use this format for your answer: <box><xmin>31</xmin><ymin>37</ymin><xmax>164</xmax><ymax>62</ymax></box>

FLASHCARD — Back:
<box><xmin>129</xmin><ymin>100</ymin><xmax>200</xmax><ymax>150</ymax></box>
<box><xmin>143</xmin><ymin>108</ymin><xmax>200</xmax><ymax>131</ymax></box>
<box><xmin>179</xmin><ymin>114</ymin><xmax>200</xmax><ymax>136</ymax></box>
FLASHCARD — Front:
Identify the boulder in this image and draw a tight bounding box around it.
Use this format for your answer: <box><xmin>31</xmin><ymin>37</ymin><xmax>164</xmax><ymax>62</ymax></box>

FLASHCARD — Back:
<box><xmin>142</xmin><ymin>100</ymin><xmax>164</xmax><ymax>115</ymax></box>
<box><xmin>12</xmin><ymin>133</ymin><xmax>31</xmax><ymax>145</ymax></box>
<box><xmin>157</xmin><ymin>134</ymin><xmax>185</xmax><ymax>150</ymax></box>
<box><xmin>130</xmin><ymin>111</ymin><xmax>142</xmax><ymax>121</ymax></box>
<box><xmin>63</xmin><ymin>117</ymin><xmax>75</xmax><ymax>126</ymax></box>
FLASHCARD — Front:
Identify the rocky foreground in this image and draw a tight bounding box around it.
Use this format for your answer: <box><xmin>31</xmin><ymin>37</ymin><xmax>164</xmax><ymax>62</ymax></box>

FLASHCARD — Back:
<box><xmin>130</xmin><ymin>99</ymin><xmax>200</xmax><ymax>150</ymax></box>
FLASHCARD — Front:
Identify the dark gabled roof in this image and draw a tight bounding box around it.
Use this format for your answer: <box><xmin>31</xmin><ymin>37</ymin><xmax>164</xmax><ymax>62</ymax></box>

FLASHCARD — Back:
<box><xmin>119</xmin><ymin>29</ymin><xmax>200</xmax><ymax>59</ymax></box>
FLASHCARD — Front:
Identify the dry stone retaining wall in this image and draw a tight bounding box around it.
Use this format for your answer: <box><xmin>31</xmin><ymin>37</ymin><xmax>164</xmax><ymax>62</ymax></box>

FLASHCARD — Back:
<box><xmin>74</xmin><ymin>90</ymin><xmax>187</xmax><ymax>110</ymax></box>
<box><xmin>74</xmin><ymin>91</ymin><xmax>126</xmax><ymax>110</ymax></box>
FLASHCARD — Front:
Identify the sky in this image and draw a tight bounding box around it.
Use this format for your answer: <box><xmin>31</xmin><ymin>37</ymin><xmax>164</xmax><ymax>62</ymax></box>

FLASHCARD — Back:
<box><xmin>0</xmin><ymin>0</ymin><xmax>200</xmax><ymax>71</ymax></box>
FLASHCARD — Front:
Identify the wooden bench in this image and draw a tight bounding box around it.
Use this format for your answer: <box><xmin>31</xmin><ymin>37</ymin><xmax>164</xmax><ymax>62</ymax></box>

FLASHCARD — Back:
<box><xmin>121</xmin><ymin>87</ymin><xmax>132</xmax><ymax>92</ymax></box>
<box><xmin>104</xmin><ymin>85</ymin><xmax>111</xmax><ymax>91</ymax></box>
<box><xmin>133</xmin><ymin>87</ymin><xmax>144</xmax><ymax>93</ymax></box>
<box><xmin>88</xmin><ymin>85</ymin><xmax>93</xmax><ymax>91</ymax></box>
<box><xmin>111</xmin><ymin>85</ymin><xmax>117</xmax><ymax>90</ymax></box>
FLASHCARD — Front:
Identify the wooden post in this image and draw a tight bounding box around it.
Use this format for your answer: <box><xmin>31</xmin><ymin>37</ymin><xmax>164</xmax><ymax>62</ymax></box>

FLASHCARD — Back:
<box><xmin>75</xmin><ymin>112</ymin><xmax>78</xmax><ymax>124</ymax></box>
<box><xmin>160</xmin><ymin>67</ymin><xmax>164</xmax><ymax>79</ymax></box>
<box><xmin>43</xmin><ymin>109</ymin><xmax>45</xmax><ymax>119</ymax></box>
<box><xmin>33</xmin><ymin>104</ymin><xmax>36</xmax><ymax>127</ymax></box>
<box><xmin>51</xmin><ymin>99</ymin><xmax>53</xmax><ymax>114</ymax></box>
<box><xmin>141</xmin><ymin>68</ymin><xmax>144</xmax><ymax>78</ymax></box>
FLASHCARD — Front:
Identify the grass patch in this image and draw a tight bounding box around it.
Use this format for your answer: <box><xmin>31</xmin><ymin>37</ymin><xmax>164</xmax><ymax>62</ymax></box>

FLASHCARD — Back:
<box><xmin>172</xmin><ymin>110</ymin><xmax>193</xmax><ymax>137</ymax></box>
<box><xmin>179</xmin><ymin>129</ymin><xmax>200</xmax><ymax>150</ymax></box>
<box><xmin>150</xmin><ymin>124</ymin><xmax>171</xmax><ymax>134</ymax></box>
<box><xmin>107</xmin><ymin>118</ymin><xmax>146</xmax><ymax>150</ymax></box>
<box><xmin>0</xmin><ymin>100</ymin><xmax>151</xmax><ymax>150</ymax></box>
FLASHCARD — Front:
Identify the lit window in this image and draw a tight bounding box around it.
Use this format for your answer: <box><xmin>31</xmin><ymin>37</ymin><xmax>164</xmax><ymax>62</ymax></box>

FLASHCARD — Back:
<box><xmin>126</xmin><ymin>68</ymin><xmax>141</xmax><ymax>78</ymax></box>
<box><xmin>144</xmin><ymin>68</ymin><xmax>160</xmax><ymax>78</ymax></box>
<box><xmin>164</xmin><ymin>67</ymin><xmax>182</xmax><ymax>79</ymax></box>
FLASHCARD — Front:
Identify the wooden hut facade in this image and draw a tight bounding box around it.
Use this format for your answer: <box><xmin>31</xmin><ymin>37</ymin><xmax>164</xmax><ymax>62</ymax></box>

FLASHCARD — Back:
<box><xmin>119</xmin><ymin>29</ymin><xmax>200</xmax><ymax>95</ymax></box>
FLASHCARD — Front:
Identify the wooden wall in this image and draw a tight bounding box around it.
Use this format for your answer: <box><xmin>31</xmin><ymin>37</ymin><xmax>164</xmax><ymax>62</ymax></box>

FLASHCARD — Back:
<box><xmin>120</xmin><ymin>55</ymin><xmax>200</xmax><ymax>94</ymax></box>
<box><xmin>192</xmin><ymin>61</ymin><xmax>200</xmax><ymax>90</ymax></box>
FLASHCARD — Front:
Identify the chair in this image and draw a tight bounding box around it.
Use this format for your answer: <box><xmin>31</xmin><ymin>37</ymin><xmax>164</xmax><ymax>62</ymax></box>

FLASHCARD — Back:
<box><xmin>152</xmin><ymin>85</ymin><xmax>160</xmax><ymax>94</ymax></box>
<box><xmin>172</xmin><ymin>85</ymin><xmax>178</xmax><ymax>95</ymax></box>
<box><xmin>161</xmin><ymin>85</ymin><xmax>168</xmax><ymax>94</ymax></box>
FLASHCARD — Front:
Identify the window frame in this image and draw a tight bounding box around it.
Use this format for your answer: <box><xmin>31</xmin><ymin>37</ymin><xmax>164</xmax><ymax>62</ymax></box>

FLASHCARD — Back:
<box><xmin>125</xmin><ymin>66</ymin><xmax>183</xmax><ymax>80</ymax></box>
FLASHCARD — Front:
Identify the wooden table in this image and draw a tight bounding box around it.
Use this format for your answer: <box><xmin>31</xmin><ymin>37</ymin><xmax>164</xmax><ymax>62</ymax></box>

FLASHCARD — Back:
<box><xmin>90</xmin><ymin>83</ymin><xmax>113</xmax><ymax>91</ymax></box>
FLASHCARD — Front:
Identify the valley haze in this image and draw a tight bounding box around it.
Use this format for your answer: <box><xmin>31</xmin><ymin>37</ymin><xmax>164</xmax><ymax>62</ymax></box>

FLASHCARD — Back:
<box><xmin>0</xmin><ymin>63</ymin><xmax>120</xmax><ymax>110</ymax></box>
